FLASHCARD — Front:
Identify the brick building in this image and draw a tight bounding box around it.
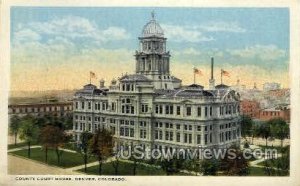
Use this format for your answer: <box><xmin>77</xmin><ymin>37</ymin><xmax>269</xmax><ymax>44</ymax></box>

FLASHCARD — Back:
<box><xmin>258</xmin><ymin>104</ymin><xmax>290</xmax><ymax>123</ymax></box>
<box><xmin>240</xmin><ymin>99</ymin><xmax>260</xmax><ymax>118</ymax></box>
<box><xmin>8</xmin><ymin>102</ymin><xmax>73</xmax><ymax>117</ymax></box>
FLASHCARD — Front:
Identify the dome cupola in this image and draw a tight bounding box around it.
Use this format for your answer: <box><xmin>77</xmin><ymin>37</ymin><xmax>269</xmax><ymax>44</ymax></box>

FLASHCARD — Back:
<box><xmin>142</xmin><ymin>11</ymin><xmax>164</xmax><ymax>38</ymax></box>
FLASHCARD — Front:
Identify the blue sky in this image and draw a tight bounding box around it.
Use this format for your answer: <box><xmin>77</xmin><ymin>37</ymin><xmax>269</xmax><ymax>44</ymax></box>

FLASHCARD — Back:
<box><xmin>10</xmin><ymin>7</ymin><xmax>289</xmax><ymax>91</ymax></box>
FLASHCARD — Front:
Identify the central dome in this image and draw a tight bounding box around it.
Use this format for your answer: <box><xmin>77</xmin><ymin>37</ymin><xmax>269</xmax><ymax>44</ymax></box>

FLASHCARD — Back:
<box><xmin>142</xmin><ymin>12</ymin><xmax>164</xmax><ymax>37</ymax></box>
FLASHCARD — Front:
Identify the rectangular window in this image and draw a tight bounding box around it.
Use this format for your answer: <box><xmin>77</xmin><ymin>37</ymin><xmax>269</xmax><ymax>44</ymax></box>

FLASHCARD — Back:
<box><xmin>81</xmin><ymin>102</ymin><xmax>85</xmax><ymax>109</ymax></box>
<box><xmin>165</xmin><ymin>105</ymin><xmax>170</xmax><ymax>114</ymax></box>
<box><xmin>197</xmin><ymin>135</ymin><xmax>201</xmax><ymax>144</ymax></box>
<box><xmin>170</xmin><ymin>105</ymin><xmax>173</xmax><ymax>114</ymax></box>
<box><xmin>120</xmin><ymin>127</ymin><xmax>124</xmax><ymax>136</ymax></box>
<box><xmin>186</xmin><ymin>107</ymin><xmax>191</xmax><ymax>116</ymax></box>
<box><xmin>176</xmin><ymin>133</ymin><xmax>181</xmax><ymax>142</ymax></box>
<box><xmin>155</xmin><ymin>130</ymin><xmax>159</xmax><ymax>139</ymax></box>
<box><xmin>140</xmin><ymin>129</ymin><xmax>146</xmax><ymax>139</ymax></box>
<box><xmin>88</xmin><ymin>102</ymin><xmax>91</xmax><ymax>109</ymax></box>
<box><xmin>176</xmin><ymin>106</ymin><xmax>181</xmax><ymax>115</ymax></box>
<box><xmin>155</xmin><ymin>105</ymin><xmax>159</xmax><ymax>114</ymax></box>
<box><xmin>197</xmin><ymin>107</ymin><xmax>201</xmax><ymax>116</ymax></box>
<box><xmin>159</xmin><ymin>131</ymin><xmax>163</xmax><ymax>140</ymax></box>
<box><xmin>197</xmin><ymin>126</ymin><xmax>201</xmax><ymax>131</ymax></box>
<box><xmin>76</xmin><ymin>102</ymin><xmax>78</xmax><ymax>109</ymax></box>
<box><xmin>184</xmin><ymin>134</ymin><xmax>188</xmax><ymax>143</ymax></box>
<box><xmin>176</xmin><ymin>124</ymin><xmax>180</xmax><ymax>130</ymax></box>
<box><xmin>111</xmin><ymin>102</ymin><xmax>115</xmax><ymax>111</ymax></box>
<box><xmin>165</xmin><ymin>123</ymin><xmax>169</xmax><ymax>128</ymax></box>
<box><xmin>205</xmin><ymin>107</ymin><xmax>208</xmax><ymax>117</ymax></box>
<box><xmin>141</xmin><ymin>104</ymin><xmax>148</xmax><ymax>113</ymax></box>
<box><xmin>205</xmin><ymin>134</ymin><xmax>208</xmax><ymax>144</ymax></box>
<box><xmin>210</xmin><ymin>107</ymin><xmax>212</xmax><ymax>116</ymax></box>
<box><xmin>170</xmin><ymin>132</ymin><xmax>173</xmax><ymax>141</ymax></box>
<box><xmin>165</xmin><ymin>131</ymin><xmax>169</xmax><ymax>140</ymax></box>
<box><xmin>184</xmin><ymin>125</ymin><xmax>188</xmax><ymax>130</ymax></box>
<box><xmin>189</xmin><ymin>134</ymin><xmax>192</xmax><ymax>144</ymax></box>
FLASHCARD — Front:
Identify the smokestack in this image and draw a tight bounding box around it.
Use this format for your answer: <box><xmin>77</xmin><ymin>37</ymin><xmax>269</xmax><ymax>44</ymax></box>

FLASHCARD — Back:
<box><xmin>211</xmin><ymin>57</ymin><xmax>214</xmax><ymax>80</ymax></box>
<box><xmin>209</xmin><ymin>57</ymin><xmax>215</xmax><ymax>90</ymax></box>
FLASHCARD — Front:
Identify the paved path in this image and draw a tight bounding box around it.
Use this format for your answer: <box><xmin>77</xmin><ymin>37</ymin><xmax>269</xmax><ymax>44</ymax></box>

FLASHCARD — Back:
<box><xmin>8</xmin><ymin>146</ymin><xmax>77</xmax><ymax>153</ymax></box>
<box><xmin>8</xmin><ymin>155</ymin><xmax>83</xmax><ymax>175</ymax></box>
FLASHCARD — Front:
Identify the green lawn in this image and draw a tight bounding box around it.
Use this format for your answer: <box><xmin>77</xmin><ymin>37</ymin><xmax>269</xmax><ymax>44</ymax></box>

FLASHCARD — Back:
<box><xmin>248</xmin><ymin>166</ymin><xmax>289</xmax><ymax>176</ymax></box>
<box><xmin>78</xmin><ymin>161</ymin><xmax>190</xmax><ymax>176</ymax></box>
<box><xmin>9</xmin><ymin>147</ymin><xmax>97</xmax><ymax>168</ymax></box>
<box><xmin>248</xmin><ymin>167</ymin><xmax>266</xmax><ymax>176</ymax></box>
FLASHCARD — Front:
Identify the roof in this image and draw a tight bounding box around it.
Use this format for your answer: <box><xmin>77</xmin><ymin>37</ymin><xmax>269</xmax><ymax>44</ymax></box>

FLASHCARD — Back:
<box><xmin>171</xmin><ymin>76</ymin><xmax>182</xmax><ymax>83</ymax></box>
<box><xmin>262</xmin><ymin>104</ymin><xmax>290</xmax><ymax>111</ymax></box>
<box><xmin>75</xmin><ymin>84</ymin><xmax>106</xmax><ymax>96</ymax></box>
<box><xmin>156</xmin><ymin>88</ymin><xmax>214</xmax><ymax>99</ymax></box>
<box><xmin>119</xmin><ymin>74</ymin><xmax>152</xmax><ymax>82</ymax></box>
<box><xmin>215</xmin><ymin>84</ymin><xmax>230</xmax><ymax>89</ymax></box>
<box><xmin>187</xmin><ymin>84</ymin><xmax>204</xmax><ymax>89</ymax></box>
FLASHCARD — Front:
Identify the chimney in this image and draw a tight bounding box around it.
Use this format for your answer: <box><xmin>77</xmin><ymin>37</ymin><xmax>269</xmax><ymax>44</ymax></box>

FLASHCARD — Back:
<box><xmin>211</xmin><ymin>57</ymin><xmax>214</xmax><ymax>80</ymax></box>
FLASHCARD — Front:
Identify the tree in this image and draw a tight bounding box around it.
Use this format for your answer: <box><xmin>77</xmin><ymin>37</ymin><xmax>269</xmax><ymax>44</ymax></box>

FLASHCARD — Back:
<box><xmin>268</xmin><ymin>118</ymin><xmax>289</xmax><ymax>147</ymax></box>
<box><xmin>39</xmin><ymin>125</ymin><xmax>67</xmax><ymax>163</ymax></box>
<box><xmin>258</xmin><ymin>122</ymin><xmax>271</xmax><ymax>146</ymax></box>
<box><xmin>241</xmin><ymin>115</ymin><xmax>253</xmax><ymax>139</ymax></box>
<box><xmin>199</xmin><ymin>158</ymin><xmax>219</xmax><ymax>176</ymax></box>
<box><xmin>61</xmin><ymin>114</ymin><xmax>73</xmax><ymax>130</ymax></box>
<box><xmin>161</xmin><ymin>158</ymin><xmax>177</xmax><ymax>175</ymax></box>
<box><xmin>183</xmin><ymin>158</ymin><xmax>199</xmax><ymax>175</ymax></box>
<box><xmin>219</xmin><ymin>146</ymin><xmax>249</xmax><ymax>176</ymax></box>
<box><xmin>89</xmin><ymin>128</ymin><xmax>114</xmax><ymax>175</ymax></box>
<box><xmin>9</xmin><ymin>115</ymin><xmax>21</xmax><ymax>145</ymax></box>
<box><xmin>19</xmin><ymin>115</ymin><xmax>39</xmax><ymax>158</ymax></box>
<box><xmin>250</xmin><ymin>124</ymin><xmax>260</xmax><ymax>145</ymax></box>
<box><xmin>77</xmin><ymin>131</ymin><xmax>93</xmax><ymax>173</ymax></box>
<box><xmin>111</xmin><ymin>139</ymin><xmax>121</xmax><ymax>175</ymax></box>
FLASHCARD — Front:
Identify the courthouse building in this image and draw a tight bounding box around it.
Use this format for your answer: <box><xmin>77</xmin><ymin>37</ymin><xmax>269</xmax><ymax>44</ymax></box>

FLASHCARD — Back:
<box><xmin>72</xmin><ymin>13</ymin><xmax>241</xmax><ymax>150</ymax></box>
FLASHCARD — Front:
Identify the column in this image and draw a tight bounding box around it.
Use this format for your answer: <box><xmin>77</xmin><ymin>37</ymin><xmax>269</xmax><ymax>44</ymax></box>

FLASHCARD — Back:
<box><xmin>201</xmin><ymin>125</ymin><xmax>205</xmax><ymax>146</ymax></box>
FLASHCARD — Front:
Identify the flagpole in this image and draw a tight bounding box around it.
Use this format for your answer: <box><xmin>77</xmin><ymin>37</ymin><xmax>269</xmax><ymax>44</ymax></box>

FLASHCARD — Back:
<box><xmin>193</xmin><ymin>67</ymin><xmax>195</xmax><ymax>84</ymax></box>
<box><xmin>89</xmin><ymin>72</ymin><xmax>91</xmax><ymax>84</ymax></box>
<box><xmin>221</xmin><ymin>69</ymin><xmax>223</xmax><ymax>84</ymax></box>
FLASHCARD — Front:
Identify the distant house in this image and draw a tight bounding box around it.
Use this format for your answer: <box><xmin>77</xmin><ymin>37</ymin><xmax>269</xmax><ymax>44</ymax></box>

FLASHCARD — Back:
<box><xmin>8</xmin><ymin>102</ymin><xmax>73</xmax><ymax>118</ymax></box>
<box><xmin>258</xmin><ymin>104</ymin><xmax>290</xmax><ymax>123</ymax></box>
<box><xmin>240</xmin><ymin>99</ymin><xmax>260</xmax><ymax>118</ymax></box>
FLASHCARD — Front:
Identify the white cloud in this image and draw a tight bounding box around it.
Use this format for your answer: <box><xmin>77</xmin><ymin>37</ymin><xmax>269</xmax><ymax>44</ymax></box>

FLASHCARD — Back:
<box><xmin>199</xmin><ymin>21</ymin><xmax>246</xmax><ymax>33</ymax></box>
<box><xmin>228</xmin><ymin>45</ymin><xmax>286</xmax><ymax>61</ymax></box>
<box><xmin>14</xmin><ymin>29</ymin><xmax>41</xmax><ymax>43</ymax></box>
<box><xmin>13</xmin><ymin>16</ymin><xmax>130</xmax><ymax>45</ymax></box>
<box><xmin>161</xmin><ymin>24</ymin><xmax>214</xmax><ymax>43</ymax></box>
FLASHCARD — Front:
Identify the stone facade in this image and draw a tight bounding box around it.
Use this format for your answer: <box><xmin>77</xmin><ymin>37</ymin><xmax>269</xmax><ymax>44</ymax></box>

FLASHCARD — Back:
<box><xmin>72</xmin><ymin>14</ymin><xmax>241</xmax><ymax>150</ymax></box>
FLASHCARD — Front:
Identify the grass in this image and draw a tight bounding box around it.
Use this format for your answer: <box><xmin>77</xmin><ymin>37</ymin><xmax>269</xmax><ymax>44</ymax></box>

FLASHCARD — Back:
<box><xmin>79</xmin><ymin>161</ymin><xmax>165</xmax><ymax>175</ymax></box>
<box><xmin>248</xmin><ymin>166</ymin><xmax>289</xmax><ymax>176</ymax></box>
<box><xmin>9</xmin><ymin>147</ymin><xmax>97</xmax><ymax>168</ymax></box>
<box><xmin>248</xmin><ymin>167</ymin><xmax>266</xmax><ymax>176</ymax></box>
<box><xmin>78</xmin><ymin>161</ymin><xmax>191</xmax><ymax>176</ymax></box>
